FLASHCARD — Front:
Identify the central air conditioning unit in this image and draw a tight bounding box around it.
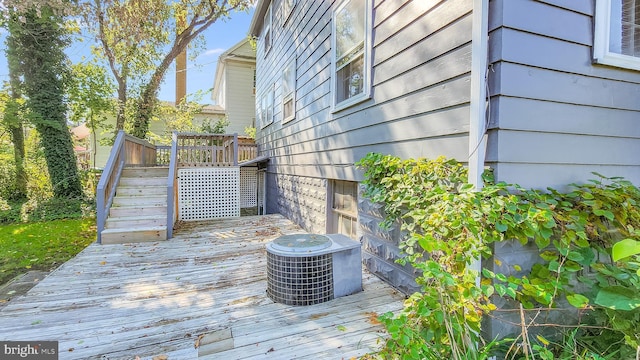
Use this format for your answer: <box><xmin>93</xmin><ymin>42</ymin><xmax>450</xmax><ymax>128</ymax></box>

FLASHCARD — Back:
<box><xmin>266</xmin><ymin>234</ymin><xmax>362</xmax><ymax>306</ymax></box>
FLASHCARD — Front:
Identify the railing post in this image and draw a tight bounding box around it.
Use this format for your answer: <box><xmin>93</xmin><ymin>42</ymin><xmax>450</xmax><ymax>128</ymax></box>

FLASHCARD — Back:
<box><xmin>167</xmin><ymin>131</ymin><xmax>179</xmax><ymax>239</ymax></box>
<box><xmin>233</xmin><ymin>133</ymin><xmax>239</xmax><ymax>166</ymax></box>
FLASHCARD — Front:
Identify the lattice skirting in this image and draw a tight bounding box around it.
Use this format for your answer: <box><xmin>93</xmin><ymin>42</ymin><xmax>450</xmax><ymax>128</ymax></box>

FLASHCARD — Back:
<box><xmin>240</xmin><ymin>167</ymin><xmax>258</xmax><ymax>208</ymax></box>
<box><xmin>178</xmin><ymin>167</ymin><xmax>240</xmax><ymax>221</ymax></box>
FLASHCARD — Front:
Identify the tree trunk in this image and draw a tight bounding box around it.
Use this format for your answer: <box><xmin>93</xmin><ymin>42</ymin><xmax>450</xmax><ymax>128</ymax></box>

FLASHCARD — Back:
<box><xmin>131</xmin><ymin>56</ymin><xmax>174</xmax><ymax>139</ymax></box>
<box><xmin>14</xmin><ymin>9</ymin><xmax>83</xmax><ymax>199</ymax></box>
<box><xmin>5</xmin><ymin>16</ymin><xmax>27</xmax><ymax>200</ymax></box>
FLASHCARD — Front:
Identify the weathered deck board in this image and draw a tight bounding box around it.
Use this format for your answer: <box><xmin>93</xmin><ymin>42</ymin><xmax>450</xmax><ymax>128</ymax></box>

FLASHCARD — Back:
<box><xmin>0</xmin><ymin>215</ymin><xmax>404</xmax><ymax>359</ymax></box>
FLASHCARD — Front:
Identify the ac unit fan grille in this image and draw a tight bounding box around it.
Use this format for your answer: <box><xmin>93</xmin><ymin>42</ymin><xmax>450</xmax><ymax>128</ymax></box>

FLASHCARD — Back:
<box><xmin>266</xmin><ymin>252</ymin><xmax>334</xmax><ymax>306</ymax></box>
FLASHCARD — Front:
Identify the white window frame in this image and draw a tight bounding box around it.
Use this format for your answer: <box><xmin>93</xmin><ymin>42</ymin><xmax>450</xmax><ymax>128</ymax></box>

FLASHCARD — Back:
<box><xmin>594</xmin><ymin>0</ymin><xmax>640</xmax><ymax>70</ymax></box>
<box><xmin>282</xmin><ymin>59</ymin><xmax>296</xmax><ymax>123</ymax></box>
<box><xmin>328</xmin><ymin>180</ymin><xmax>359</xmax><ymax>240</ymax></box>
<box><xmin>331</xmin><ymin>0</ymin><xmax>372</xmax><ymax>112</ymax></box>
<box><xmin>259</xmin><ymin>84</ymin><xmax>275</xmax><ymax>129</ymax></box>
<box><xmin>263</xmin><ymin>4</ymin><xmax>272</xmax><ymax>56</ymax></box>
<box><xmin>282</xmin><ymin>0</ymin><xmax>296</xmax><ymax>26</ymax></box>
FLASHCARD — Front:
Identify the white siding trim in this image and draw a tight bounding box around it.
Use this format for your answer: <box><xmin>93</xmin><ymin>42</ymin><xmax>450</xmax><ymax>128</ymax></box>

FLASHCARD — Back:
<box><xmin>594</xmin><ymin>0</ymin><xmax>640</xmax><ymax>71</ymax></box>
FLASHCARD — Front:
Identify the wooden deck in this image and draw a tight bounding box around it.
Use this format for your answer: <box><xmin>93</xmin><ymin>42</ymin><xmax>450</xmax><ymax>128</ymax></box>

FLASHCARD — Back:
<box><xmin>0</xmin><ymin>215</ymin><xmax>404</xmax><ymax>359</ymax></box>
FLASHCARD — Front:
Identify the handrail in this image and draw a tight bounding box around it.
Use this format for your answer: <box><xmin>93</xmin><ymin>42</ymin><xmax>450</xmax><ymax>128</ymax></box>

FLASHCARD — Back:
<box><xmin>166</xmin><ymin>132</ymin><xmax>179</xmax><ymax>239</ymax></box>
<box><xmin>96</xmin><ymin>131</ymin><xmax>127</xmax><ymax>244</ymax></box>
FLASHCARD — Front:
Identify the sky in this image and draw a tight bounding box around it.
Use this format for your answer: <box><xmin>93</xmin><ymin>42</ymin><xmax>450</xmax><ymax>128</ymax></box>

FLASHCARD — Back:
<box><xmin>0</xmin><ymin>6</ymin><xmax>256</xmax><ymax>104</ymax></box>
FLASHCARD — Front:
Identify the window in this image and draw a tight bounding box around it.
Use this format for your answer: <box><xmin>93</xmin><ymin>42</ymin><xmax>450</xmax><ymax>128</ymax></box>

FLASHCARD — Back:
<box><xmin>282</xmin><ymin>59</ymin><xmax>296</xmax><ymax>122</ymax></box>
<box><xmin>258</xmin><ymin>85</ymin><xmax>274</xmax><ymax>129</ymax></box>
<box><xmin>282</xmin><ymin>0</ymin><xmax>296</xmax><ymax>25</ymax></box>
<box><xmin>263</xmin><ymin>4</ymin><xmax>272</xmax><ymax>55</ymax></box>
<box><xmin>594</xmin><ymin>0</ymin><xmax>640</xmax><ymax>70</ymax></box>
<box><xmin>330</xmin><ymin>180</ymin><xmax>359</xmax><ymax>240</ymax></box>
<box><xmin>331</xmin><ymin>0</ymin><xmax>371</xmax><ymax>110</ymax></box>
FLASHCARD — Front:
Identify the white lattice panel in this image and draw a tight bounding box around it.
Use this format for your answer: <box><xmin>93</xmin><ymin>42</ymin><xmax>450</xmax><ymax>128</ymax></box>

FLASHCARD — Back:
<box><xmin>178</xmin><ymin>167</ymin><xmax>240</xmax><ymax>221</ymax></box>
<box><xmin>240</xmin><ymin>167</ymin><xmax>258</xmax><ymax>208</ymax></box>
<box><xmin>258</xmin><ymin>170</ymin><xmax>265</xmax><ymax>214</ymax></box>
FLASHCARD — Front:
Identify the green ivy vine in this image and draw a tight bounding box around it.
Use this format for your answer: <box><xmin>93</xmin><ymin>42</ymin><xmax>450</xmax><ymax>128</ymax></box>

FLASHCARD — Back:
<box><xmin>356</xmin><ymin>153</ymin><xmax>640</xmax><ymax>360</ymax></box>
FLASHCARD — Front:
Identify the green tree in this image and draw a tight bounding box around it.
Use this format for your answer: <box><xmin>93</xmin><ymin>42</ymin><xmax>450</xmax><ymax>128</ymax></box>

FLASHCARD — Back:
<box><xmin>8</xmin><ymin>7</ymin><xmax>82</xmax><ymax>198</ymax></box>
<box><xmin>82</xmin><ymin>0</ymin><xmax>254</xmax><ymax>139</ymax></box>
<box><xmin>68</xmin><ymin>61</ymin><xmax>116</xmax><ymax>168</ymax></box>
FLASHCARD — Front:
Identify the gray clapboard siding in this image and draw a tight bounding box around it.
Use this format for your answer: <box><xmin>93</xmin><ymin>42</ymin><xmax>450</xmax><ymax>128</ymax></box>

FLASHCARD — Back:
<box><xmin>489</xmin><ymin>28</ymin><xmax>640</xmax><ymax>84</ymax></box>
<box><xmin>491</xmin><ymin>62</ymin><xmax>640</xmax><ymax>111</ymax></box>
<box><xmin>487</xmin><ymin>130</ymin><xmax>640</xmax><ymax>166</ymax></box>
<box><xmin>490</xmin><ymin>97</ymin><xmax>640</xmax><ymax>138</ymax></box>
<box><xmin>495</xmin><ymin>0</ymin><xmax>592</xmax><ymax>46</ymax></box>
<box><xmin>491</xmin><ymin>163</ymin><xmax>640</xmax><ymax>190</ymax></box>
<box><xmin>535</xmin><ymin>0</ymin><xmax>594</xmax><ymax>15</ymax></box>
<box><xmin>489</xmin><ymin>0</ymin><xmax>640</xmax><ymax>190</ymax></box>
<box><xmin>265</xmin><ymin>81</ymin><xmax>471</xmax><ymax>155</ymax></box>
<box><xmin>374</xmin><ymin>0</ymin><xmax>472</xmax><ymax>65</ymax></box>
<box><xmin>373</xmin><ymin>0</ymin><xmax>442</xmax><ymax>46</ymax></box>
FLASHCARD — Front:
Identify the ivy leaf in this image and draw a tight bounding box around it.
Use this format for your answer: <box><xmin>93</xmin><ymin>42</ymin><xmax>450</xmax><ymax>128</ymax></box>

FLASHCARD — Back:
<box><xmin>566</xmin><ymin>293</ymin><xmax>589</xmax><ymax>308</ymax></box>
<box><xmin>495</xmin><ymin>222</ymin><xmax>508</xmax><ymax>232</ymax></box>
<box><xmin>595</xmin><ymin>286</ymin><xmax>640</xmax><ymax>311</ymax></box>
<box><xmin>612</xmin><ymin>239</ymin><xmax>640</xmax><ymax>262</ymax></box>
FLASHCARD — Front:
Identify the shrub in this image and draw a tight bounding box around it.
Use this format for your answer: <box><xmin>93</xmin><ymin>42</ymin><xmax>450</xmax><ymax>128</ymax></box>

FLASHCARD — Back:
<box><xmin>356</xmin><ymin>153</ymin><xmax>640</xmax><ymax>359</ymax></box>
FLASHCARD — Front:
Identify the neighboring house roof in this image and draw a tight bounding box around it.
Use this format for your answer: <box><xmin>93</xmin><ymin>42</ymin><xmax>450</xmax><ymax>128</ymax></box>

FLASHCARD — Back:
<box><xmin>201</xmin><ymin>104</ymin><xmax>226</xmax><ymax>115</ymax></box>
<box><xmin>71</xmin><ymin>123</ymin><xmax>91</xmax><ymax>140</ymax></box>
<box><xmin>211</xmin><ymin>38</ymin><xmax>257</xmax><ymax>105</ymax></box>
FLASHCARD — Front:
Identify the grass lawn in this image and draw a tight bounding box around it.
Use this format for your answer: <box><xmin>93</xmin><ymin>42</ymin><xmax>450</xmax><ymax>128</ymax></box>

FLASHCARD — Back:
<box><xmin>0</xmin><ymin>218</ymin><xmax>96</xmax><ymax>285</ymax></box>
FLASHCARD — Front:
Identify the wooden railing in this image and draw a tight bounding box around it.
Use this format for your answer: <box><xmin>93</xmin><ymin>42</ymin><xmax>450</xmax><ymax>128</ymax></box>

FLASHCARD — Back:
<box><xmin>96</xmin><ymin>131</ymin><xmax>158</xmax><ymax>244</ymax></box>
<box><xmin>156</xmin><ymin>145</ymin><xmax>171</xmax><ymax>165</ymax></box>
<box><xmin>174</xmin><ymin>133</ymin><xmax>257</xmax><ymax>167</ymax></box>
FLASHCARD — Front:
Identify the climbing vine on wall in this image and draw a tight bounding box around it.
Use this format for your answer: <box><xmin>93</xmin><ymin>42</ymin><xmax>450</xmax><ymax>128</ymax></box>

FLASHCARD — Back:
<box><xmin>356</xmin><ymin>153</ymin><xmax>640</xmax><ymax>359</ymax></box>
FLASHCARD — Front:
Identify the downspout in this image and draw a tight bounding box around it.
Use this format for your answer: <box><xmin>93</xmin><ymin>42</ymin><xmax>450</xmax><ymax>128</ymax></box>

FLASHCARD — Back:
<box><xmin>468</xmin><ymin>0</ymin><xmax>490</xmax><ymax>283</ymax></box>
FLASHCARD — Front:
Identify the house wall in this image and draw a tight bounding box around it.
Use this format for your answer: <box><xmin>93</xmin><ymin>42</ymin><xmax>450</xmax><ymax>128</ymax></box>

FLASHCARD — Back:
<box><xmin>225</xmin><ymin>60</ymin><xmax>256</xmax><ymax>135</ymax></box>
<box><xmin>487</xmin><ymin>0</ymin><xmax>640</xmax><ymax>189</ymax></box>
<box><xmin>255</xmin><ymin>0</ymin><xmax>474</xmax><ymax>293</ymax></box>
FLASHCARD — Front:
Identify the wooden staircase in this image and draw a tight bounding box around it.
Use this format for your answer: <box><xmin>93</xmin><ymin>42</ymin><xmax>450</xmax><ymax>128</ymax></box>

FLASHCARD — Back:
<box><xmin>100</xmin><ymin>167</ymin><xmax>169</xmax><ymax>244</ymax></box>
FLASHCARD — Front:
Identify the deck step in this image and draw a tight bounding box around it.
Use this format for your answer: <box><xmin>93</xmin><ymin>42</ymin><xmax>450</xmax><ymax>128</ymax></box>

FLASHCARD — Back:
<box><xmin>112</xmin><ymin>195</ymin><xmax>167</xmax><ymax>207</ymax></box>
<box><xmin>109</xmin><ymin>205</ymin><xmax>167</xmax><ymax>217</ymax></box>
<box><xmin>116</xmin><ymin>186</ymin><xmax>167</xmax><ymax>196</ymax></box>
<box><xmin>101</xmin><ymin>226</ymin><xmax>167</xmax><ymax>244</ymax></box>
<box><xmin>105</xmin><ymin>214</ymin><xmax>166</xmax><ymax>229</ymax></box>
<box><xmin>119</xmin><ymin>176</ymin><xmax>167</xmax><ymax>187</ymax></box>
<box><xmin>121</xmin><ymin>167</ymin><xmax>169</xmax><ymax>178</ymax></box>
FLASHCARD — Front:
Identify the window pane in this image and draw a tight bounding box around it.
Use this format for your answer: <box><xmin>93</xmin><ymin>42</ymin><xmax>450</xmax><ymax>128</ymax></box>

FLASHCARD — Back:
<box><xmin>336</xmin><ymin>53</ymin><xmax>364</xmax><ymax>103</ymax></box>
<box><xmin>283</xmin><ymin>63</ymin><xmax>294</xmax><ymax>96</ymax></box>
<box><xmin>283</xmin><ymin>98</ymin><xmax>294</xmax><ymax>119</ymax></box>
<box><xmin>336</xmin><ymin>0</ymin><xmax>365</xmax><ymax>59</ymax></box>
<box><xmin>612</xmin><ymin>0</ymin><xmax>640</xmax><ymax>56</ymax></box>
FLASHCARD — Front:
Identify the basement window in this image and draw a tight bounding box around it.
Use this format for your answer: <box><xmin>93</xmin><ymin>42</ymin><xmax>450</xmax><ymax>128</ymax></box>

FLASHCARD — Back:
<box><xmin>594</xmin><ymin>0</ymin><xmax>640</xmax><ymax>70</ymax></box>
<box><xmin>330</xmin><ymin>180</ymin><xmax>359</xmax><ymax>240</ymax></box>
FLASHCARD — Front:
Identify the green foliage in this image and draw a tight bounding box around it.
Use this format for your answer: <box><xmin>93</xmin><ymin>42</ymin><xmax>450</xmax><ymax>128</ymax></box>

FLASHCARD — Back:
<box><xmin>0</xmin><ymin>218</ymin><xmax>95</xmax><ymax>285</ymax></box>
<box><xmin>200</xmin><ymin>117</ymin><xmax>230</xmax><ymax>135</ymax></box>
<box><xmin>244</xmin><ymin>126</ymin><xmax>256</xmax><ymax>139</ymax></box>
<box><xmin>356</xmin><ymin>153</ymin><xmax>640</xmax><ymax>359</ymax></box>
